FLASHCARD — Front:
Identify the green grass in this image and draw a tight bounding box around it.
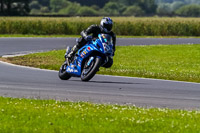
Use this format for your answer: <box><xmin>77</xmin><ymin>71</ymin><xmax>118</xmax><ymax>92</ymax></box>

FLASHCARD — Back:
<box><xmin>1</xmin><ymin>45</ymin><xmax>200</xmax><ymax>132</ymax></box>
<box><xmin>1</xmin><ymin>97</ymin><xmax>200</xmax><ymax>132</ymax></box>
<box><xmin>3</xmin><ymin>44</ymin><xmax>200</xmax><ymax>83</ymax></box>
<box><xmin>0</xmin><ymin>34</ymin><xmax>80</xmax><ymax>38</ymax></box>
<box><xmin>0</xmin><ymin>34</ymin><xmax>200</xmax><ymax>38</ymax></box>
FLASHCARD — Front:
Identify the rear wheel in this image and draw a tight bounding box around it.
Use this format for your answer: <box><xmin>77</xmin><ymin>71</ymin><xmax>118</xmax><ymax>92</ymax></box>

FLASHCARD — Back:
<box><xmin>81</xmin><ymin>57</ymin><xmax>102</xmax><ymax>81</ymax></box>
<box><xmin>58</xmin><ymin>62</ymin><xmax>71</xmax><ymax>80</ymax></box>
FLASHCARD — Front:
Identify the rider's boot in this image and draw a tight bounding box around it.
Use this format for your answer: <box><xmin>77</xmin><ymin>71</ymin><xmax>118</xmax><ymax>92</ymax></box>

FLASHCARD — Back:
<box><xmin>65</xmin><ymin>45</ymin><xmax>79</xmax><ymax>65</ymax></box>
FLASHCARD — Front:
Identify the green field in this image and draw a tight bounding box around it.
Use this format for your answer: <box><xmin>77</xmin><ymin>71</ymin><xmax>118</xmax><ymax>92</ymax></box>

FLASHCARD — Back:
<box><xmin>3</xmin><ymin>44</ymin><xmax>200</xmax><ymax>83</ymax></box>
<box><xmin>0</xmin><ymin>17</ymin><xmax>200</xmax><ymax>36</ymax></box>
<box><xmin>1</xmin><ymin>97</ymin><xmax>200</xmax><ymax>133</ymax></box>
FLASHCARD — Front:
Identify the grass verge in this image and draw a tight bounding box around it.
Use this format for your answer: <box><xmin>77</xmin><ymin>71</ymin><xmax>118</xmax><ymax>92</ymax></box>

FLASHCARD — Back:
<box><xmin>0</xmin><ymin>97</ymin><xmax>200</xmax><ymax>132</ymax></box>
<box><xmin>0</xmin><ymin>34</ymin><xmax>200</xmax><ymax>38</ymax></box>
<box><xmin>2</xmin><ymin>44</ymin><xmax>200</xmax><ymax>83</ymax></box>
<box><xmin>0</xmin><ymin>34</ymin><xmax>79</xmax><ymax>38</ymax></box>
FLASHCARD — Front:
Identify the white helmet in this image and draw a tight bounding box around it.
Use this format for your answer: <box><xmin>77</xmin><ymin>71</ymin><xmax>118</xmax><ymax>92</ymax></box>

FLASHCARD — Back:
<box><xmin>100</xmin><ymin>17</ymin><xmax>113</xmax><ymax>33</ymax></box>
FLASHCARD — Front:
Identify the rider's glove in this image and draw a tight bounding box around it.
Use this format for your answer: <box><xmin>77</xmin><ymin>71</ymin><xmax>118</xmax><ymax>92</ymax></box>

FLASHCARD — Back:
<box><xmin>84</xmin><ymin>36</ymin><xmax>92</xmax><ymax>41</ymax></box>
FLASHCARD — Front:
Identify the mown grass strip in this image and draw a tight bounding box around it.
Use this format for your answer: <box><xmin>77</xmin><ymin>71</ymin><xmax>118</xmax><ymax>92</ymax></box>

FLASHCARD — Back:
<box><xmin>3</xmin><ymin>44</ymin><xmax>200</xmax><ymax>83</ymax></box>
<box><xmin>0</xmin><ymin>97</ymin><xmax>200</xmax><ymax>132</ymax></box>
<box><xmin>0</xmin><ymin>34</ymin><xmax>80</xmax><ymax>38</ymax></box>
<box><xmin>0</xmin><ymin>34</ymin><xmax>200</xmax><ymax>38</ymax></box>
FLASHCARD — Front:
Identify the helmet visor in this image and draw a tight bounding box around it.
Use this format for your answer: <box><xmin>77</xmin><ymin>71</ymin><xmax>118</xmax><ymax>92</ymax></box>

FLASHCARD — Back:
<box><xmin>104</xmin><ymin>23</ymin><xmax>112</xmax><ymax>31</ymax></box>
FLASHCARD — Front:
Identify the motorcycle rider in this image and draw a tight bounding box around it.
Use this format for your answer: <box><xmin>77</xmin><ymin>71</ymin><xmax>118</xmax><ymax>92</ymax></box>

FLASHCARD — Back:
<box><xmin>66</xmin><ymin>17</ymin><xmax>116</xmax><ymax>68</ymax></box>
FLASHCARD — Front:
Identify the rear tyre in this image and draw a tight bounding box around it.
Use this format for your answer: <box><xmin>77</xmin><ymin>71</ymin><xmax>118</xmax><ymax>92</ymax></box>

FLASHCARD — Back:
<box><xmin>58</xmin><ymin>63</ymin><xmax>71</xmax><ymax>80</ymax></box>
<box><xmin>81</xmin><ymin>57</ymin><xmax>102</xmax><ymax>82</ymax></box>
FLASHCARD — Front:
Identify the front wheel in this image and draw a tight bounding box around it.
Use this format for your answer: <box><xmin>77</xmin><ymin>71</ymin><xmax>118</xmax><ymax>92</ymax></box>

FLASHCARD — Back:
<box><xmin>58</xmin><ymin>62</ymin><xmax>71</xmax><ymax>80</ymax></box>
<box><xmin>81</xmin><ymin>57</ymin><xmax>102</xmax><ymax>81</ymax></box>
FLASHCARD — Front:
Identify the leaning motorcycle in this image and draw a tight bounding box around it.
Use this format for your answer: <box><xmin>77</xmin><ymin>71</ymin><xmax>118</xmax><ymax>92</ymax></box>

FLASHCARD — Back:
<box><xmin>58</xmin><ymin>33</ymin><xmax>114</xmax><ymax>81</ymax></box>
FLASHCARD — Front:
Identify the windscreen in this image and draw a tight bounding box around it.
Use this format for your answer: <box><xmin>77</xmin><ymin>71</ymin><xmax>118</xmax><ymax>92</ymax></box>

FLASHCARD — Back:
<box><xmin>99</xmin><ymin>34</ymin><xmax>113</xmax><ymax>54</ymax></box>
<box><xmin>101</xmin><ymin>34</ymin><xmax>112</xmax><ymax>45</ymax></box>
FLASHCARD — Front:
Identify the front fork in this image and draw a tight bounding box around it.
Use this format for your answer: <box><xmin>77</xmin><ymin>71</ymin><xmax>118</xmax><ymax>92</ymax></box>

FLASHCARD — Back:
<box><xmin>64</xmin><ymin>47</ymin><xmax>72</xmax><ymax>59</ymax></box>
<box><xmin>86</xmin><ymin>57</ymin><xmax>95</xmax><ymax>67</ymax></box>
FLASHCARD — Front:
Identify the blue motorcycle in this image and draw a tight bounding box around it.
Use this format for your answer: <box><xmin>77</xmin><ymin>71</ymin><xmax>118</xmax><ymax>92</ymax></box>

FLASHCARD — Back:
<box><xmin>58</xmin><ymin>33</ymin><xmax>114</xmax><ymax>81</ymax></box>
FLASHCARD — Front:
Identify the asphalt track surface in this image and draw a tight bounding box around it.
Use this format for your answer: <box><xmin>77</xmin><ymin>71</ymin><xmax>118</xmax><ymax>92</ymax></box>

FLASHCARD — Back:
<box><xmin>0</xmin><ymin>37</ymin><xmax>200</xmax><ymax>109</ymax></box>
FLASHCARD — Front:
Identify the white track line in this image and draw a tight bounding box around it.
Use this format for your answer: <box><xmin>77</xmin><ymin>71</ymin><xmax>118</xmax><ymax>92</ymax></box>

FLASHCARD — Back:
<box><xmin>0</xmin><ymin>60</ymin><xmax>57</xmax><ymax>72</ymax></box>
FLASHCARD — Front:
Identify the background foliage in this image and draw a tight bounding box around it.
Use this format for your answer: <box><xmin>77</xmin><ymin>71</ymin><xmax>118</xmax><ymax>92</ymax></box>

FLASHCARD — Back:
<box><xmin>0</xmin><ymin>17</ymin><xmax>200</xmax><ymax>36</ymax></box>
<box><xmin>28</xmin><ymin>0</ymin><xmax>200</xmax><ymax>17</ymax></box>
<box><xmin>0</xmin><ymin>0</ymin><xmax>30</xmax><ymax>15</ymax></box>
<box><xmin>1</xmin><ymin>0</ymin><xmax>199</xmax><ymax>16</ymax></box>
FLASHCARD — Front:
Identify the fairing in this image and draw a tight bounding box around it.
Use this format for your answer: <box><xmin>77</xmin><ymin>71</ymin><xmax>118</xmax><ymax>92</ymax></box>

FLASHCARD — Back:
<box><xmin>65</xmin><ymin>34</ymin><xmax>113</xmax><ymax>77</ymax></box>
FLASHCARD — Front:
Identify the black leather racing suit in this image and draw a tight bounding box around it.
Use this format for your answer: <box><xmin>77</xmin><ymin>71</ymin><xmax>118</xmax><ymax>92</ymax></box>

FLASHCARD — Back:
<box><xmin>76</xmin><ymin>24</ymin><xmax>116</xmax><ymax>68</ymax></box>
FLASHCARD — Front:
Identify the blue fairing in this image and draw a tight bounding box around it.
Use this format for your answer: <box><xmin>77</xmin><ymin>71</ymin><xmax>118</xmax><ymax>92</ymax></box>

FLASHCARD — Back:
<box><xmin>65</xmin><ymin>34</ymin><xmax>113</xmax><ymax>77</ymax></box>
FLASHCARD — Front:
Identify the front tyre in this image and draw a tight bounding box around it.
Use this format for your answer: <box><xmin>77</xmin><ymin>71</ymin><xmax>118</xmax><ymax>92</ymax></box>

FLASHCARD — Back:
<box><xmin>58</xmin><ymin>63</ymin><xmax>71</xmax><ymax>80</ymax></box>
<box><xmin>81</xmin><ymin>57</ymin><xmax>102</xmax><ymax>82</ymax></box>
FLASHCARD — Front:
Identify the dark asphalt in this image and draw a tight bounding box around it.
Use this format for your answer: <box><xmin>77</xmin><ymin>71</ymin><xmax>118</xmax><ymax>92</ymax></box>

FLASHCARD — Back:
<box><xmin>1</xmin><ymin>37</ymin><xmax>200</xmax><ymax>56</ymax></box>
<box><xmin>0</xmin><ymin>37</ymin><xmax>200</xmax><ymax>109</ymax></box>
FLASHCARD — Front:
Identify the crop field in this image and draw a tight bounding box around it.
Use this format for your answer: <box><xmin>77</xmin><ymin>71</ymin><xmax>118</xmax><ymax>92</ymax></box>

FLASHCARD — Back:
<box><xmin>0</xmin><ymin>17</ymin><xmax>200</xmax><ymax>36</ymax></box>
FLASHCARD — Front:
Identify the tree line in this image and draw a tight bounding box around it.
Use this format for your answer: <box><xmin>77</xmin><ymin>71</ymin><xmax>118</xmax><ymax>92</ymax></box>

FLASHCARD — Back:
<box><xmin>0</xmin><ymin>0</ymin><xmax>200</xmax><ymax>17</ymax></box>
<box><xmin>0</xmin><ymin>0</ymin><xmax>29</xmax><ymax>15</ymax></box>
<box><xmin>156</xmin><ymin>0</ymin><xmax>200</xmax><ymax>16</ymax></box>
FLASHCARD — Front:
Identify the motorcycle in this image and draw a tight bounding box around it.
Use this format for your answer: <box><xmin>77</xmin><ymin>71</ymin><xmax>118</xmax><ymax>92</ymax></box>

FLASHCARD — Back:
<box><xmin>58</xmin><ymin>33</ymin><xmax>114</xmax><ymax>81</ymax></box>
